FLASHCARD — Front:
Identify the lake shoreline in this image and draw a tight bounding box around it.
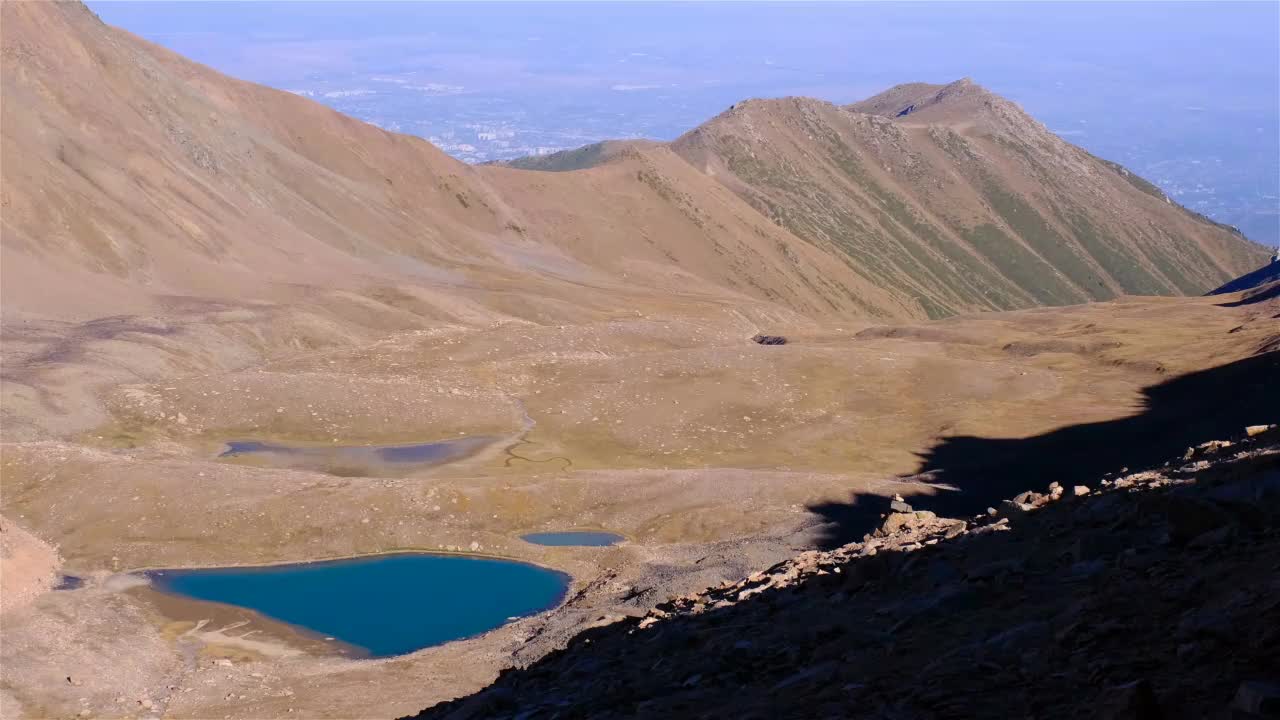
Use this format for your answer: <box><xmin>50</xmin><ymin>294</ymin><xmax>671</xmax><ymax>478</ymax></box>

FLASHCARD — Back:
<box><xmin>141</xmin><ymin>553</ymin><xmax>573</xmax><ymax>658</ymax></box>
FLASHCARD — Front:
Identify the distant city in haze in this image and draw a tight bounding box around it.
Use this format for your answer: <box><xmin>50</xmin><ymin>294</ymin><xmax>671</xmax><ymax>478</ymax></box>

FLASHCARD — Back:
<box><xmin>89</xmin><ymin>1</ymin><xmax>1280</xmax><ymax>247</ymax></box>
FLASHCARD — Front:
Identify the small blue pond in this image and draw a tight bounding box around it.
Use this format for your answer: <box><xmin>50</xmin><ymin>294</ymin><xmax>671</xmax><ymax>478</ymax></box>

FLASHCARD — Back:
<box><xmin>521</xmin><ymin>531</ymin><xmax>625</xmax><ymax>547</ymax></box>
<box><xmin>146</xmin><ymin>554</ymin><xmax>569</xmax><ymax>657</ymax></box>
<box><xmin>53</xmin><ymin>574</ymin><xmax>84</xmax><ymax>590</ymax></box>
<box><xmin>219</xmin><ymin>437</ymin><xmax>493</xmax><ymax>477</ymax></box>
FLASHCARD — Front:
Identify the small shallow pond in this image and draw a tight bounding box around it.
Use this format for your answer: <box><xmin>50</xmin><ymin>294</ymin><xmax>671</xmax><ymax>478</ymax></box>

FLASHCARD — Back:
<box><xmin>145</xmin><ymin>554</ymin><xmax>569</xmax><ymax>657</ymax></box>
<box><xmin>219</xmin><ymin>437</ymin><xmax>493</xmax><ymax>477</ymax></box>
<box><xmin>521</xmin><ymin>531</ymin><xmax>625</xmax><ymax>547</ymax></box>
<box><xmin>53</xmin><ymin>574</ymin><xmax>85</xmax><ymax>590</ymax></box>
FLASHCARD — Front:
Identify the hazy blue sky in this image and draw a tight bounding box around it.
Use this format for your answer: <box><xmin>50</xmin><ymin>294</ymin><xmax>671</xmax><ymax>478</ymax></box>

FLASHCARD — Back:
<box><xmin>89</xmin><ymin>1</ymin><xmax>1279</xmax><ymax>245</ymax></box>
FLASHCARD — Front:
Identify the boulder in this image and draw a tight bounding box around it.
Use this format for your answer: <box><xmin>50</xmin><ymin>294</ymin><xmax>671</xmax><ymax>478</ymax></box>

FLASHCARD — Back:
<box><xmin>1014</xmin><ymin>490</ymin><xmax>1049</xmax><ymax>506</ymax></box>
<box><xmin>997</xmin><ymin>499</ymin><xmax>1034</xmax><ymax>518</ymax></box>
<box><xmin>879</xmin><ymin>510</ymin><xmax>938</xmax><ymax>536</ymax></box>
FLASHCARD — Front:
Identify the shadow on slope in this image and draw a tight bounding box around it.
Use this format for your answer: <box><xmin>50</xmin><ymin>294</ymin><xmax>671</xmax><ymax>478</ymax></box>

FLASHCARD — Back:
<box><xmin>409</xmin><ymin>441</ymin><xmax>1280</xmax><ymax>720</ymax></box>
<box><xmin>1207</xmin><ymin>260</ymin><xmax>1280</xmax><ymax>296</ymax></box>
<box><xmin>810</xmin><ymin>351</ymin><xmax>1279</xmax><ymax>548</ymax></box>
<box><xmin>1216</xmin><ymin>281</ymin><xmax>1280</xmax><ymax>308</ymax></box>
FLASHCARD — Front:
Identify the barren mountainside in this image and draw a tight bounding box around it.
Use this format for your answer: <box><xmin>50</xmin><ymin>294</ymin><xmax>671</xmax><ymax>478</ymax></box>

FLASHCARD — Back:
<box><xmin>0</xmin><ymin>3</ymin><xmax>853</xmax><ymax>327</ymax></box>
<box><xmin>2</xmin><ymin>4</ymin><xmax>1268</xmax><ymax>329</ymax></box>
<box><xmin>670</xmin><ymin>80</ymin><xmax>1266</xmax><ymax>317</ymax></box>
<box><xmin>0</xmin><ymin>2</ymin><xmax>902</xmax><ymax>327</ymax></box>
<box><xmin>493</xmin><ymin>81</ymin><xmax>1268</xmax><ymax>320</ymax></box>
<box><xmin>0</xmin><ymin>1</ymin><xmax>887</xmax><ymax>438</ymax></box>
<box><xmin>2</xmin><ymin>4</ymin><xmax>1279</xmax><ymax>720</ymax></box>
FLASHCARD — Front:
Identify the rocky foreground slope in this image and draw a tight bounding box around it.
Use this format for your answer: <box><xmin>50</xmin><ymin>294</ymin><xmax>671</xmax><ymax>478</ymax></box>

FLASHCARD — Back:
<box><xmin>412</xmin><ymin>423</ymin><xmax>1280</xmax><ymax>719</ymax></box>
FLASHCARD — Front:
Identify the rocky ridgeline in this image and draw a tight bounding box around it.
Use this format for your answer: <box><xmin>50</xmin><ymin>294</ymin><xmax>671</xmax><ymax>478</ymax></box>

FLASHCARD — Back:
<box><xmin>411</xmin><ymin>425</ymin><xmax>1280</xmax><ymax>720</ymax></box>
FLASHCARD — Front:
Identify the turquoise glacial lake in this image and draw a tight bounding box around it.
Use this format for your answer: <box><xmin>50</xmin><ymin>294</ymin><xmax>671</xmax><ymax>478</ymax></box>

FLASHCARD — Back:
<box><xmin>146</xmin><ymin>554</ymin><xmax>569</xmax><ymax>657</ymax></box>
<box><xmin>521</xmin><ymin>531</ymin><xmax>625</xmax><ymax>547</ymax></box>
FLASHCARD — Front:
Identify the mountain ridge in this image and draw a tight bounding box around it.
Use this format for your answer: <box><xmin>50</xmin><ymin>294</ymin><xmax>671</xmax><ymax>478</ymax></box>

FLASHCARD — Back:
<box><xmin>0</xmin><ymin>1</ymin><xmax>905</xmax><ymax>325</ymax></box>
<box><xmin>669</xmin><ymin>80</ymin><xmax>1266</xmax><ymax>316</ymax></box>
<box><xmin>2</xmin><ymin>1</ymin><xmax>1269</xmax><ymax>444</ymax></box>
<box><xmin>499</xmin><ymin>79</ymin><xmax>1268</xmax><ymax>318</ymax></box>
<box><xmin>3</xmin><ymin>3</ymin><xmax>1268</xmax><ymax>329</ymax></box>
<box><xmin>3</xmin><ymin>6</ymin><xmax>1279</xmax><ymax>719</ymax></box>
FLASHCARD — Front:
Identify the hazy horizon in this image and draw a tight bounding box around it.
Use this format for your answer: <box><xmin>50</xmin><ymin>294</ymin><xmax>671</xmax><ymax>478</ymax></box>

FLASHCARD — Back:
<box><xmin>89</xmin><ymin>1</ymin><xmax>1279</xmax><ymax>246</ymax></box>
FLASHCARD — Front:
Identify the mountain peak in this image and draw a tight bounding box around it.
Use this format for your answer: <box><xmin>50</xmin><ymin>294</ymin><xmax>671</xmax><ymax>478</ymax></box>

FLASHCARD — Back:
<box><xmin>485</xmin><ymin>139</ymin><xmax>661</xmax><ymax>172</ymax></box>
<box><xmin>847</xmin><ymin>77</ymin><xmax>1000</xmax><ymax>122</ymax></box>
<box><xmin>669</xmin><ymin>78</ymin><xmax>1267</xmax><ymax>318</ymax></box>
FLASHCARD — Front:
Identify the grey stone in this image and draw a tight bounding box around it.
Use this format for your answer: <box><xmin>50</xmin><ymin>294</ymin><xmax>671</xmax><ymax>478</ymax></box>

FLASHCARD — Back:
<box><xmin>997</xmin><ymin>499</ymin><xmax>1033</xmax><ymax>518</ymax></box>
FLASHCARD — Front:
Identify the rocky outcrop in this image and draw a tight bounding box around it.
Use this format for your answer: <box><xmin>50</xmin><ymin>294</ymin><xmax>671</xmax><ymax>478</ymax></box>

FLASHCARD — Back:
<box><xmin>408</xmin><ymin>427</ymin><xmax>1280</xmax><ymax>719</ymax></box>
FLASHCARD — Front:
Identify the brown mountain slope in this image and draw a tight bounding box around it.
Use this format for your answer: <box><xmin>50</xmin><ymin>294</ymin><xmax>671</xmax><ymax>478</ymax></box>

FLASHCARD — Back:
<box><xmin>1</xmin><ymin>2</ymin><xmax>529</xmax><ymax>319</ymax></box>
<box><xmin>4</xmin><ymin>3</ymin><xmax>1264</xmax><ymax>333</ymax></box>
<box><xmin>1</xmin><ymin>1</ymin><xmax>571</xmax><ymax>438</ymax></box>
<box><xmin>1</xmin><ymin>2</ymin><xmax>869</xmax><ymax>326</ymax></box>
<box><xmin>0</xmin><ymin>2</ymin><xmax>891</xmax><ymax>438</ymax></box>
<box><xmin>670</xmin><ymin>79</ymin><xmax>1268</xmax><ymax>318</ymax></box>
<box><xmin>477</xmin><ymin>145</ymin><xmax>909</xmax><ymax>318</ymax></box>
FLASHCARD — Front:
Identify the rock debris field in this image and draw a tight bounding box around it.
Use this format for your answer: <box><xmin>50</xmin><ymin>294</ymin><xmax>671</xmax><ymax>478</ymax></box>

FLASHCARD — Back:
<box><xmin>415</xmin><ymin>427</ymin><xmax>1280</xmax><ymax>720</ymax></box>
